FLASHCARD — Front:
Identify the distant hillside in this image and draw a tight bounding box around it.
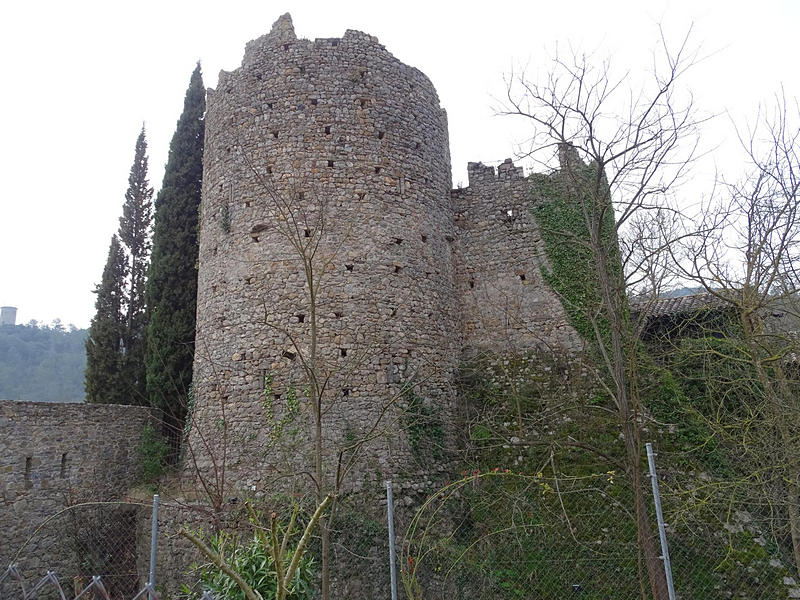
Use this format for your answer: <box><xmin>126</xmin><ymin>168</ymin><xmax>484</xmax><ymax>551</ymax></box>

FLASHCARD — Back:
<box><xmin>0</xmin><ymin>322</ymin><xmax>87</xmax><ymax>402</ymax></box>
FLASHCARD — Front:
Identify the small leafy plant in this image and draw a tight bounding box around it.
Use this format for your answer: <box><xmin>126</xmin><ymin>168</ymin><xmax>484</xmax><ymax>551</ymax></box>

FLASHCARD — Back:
<box><xmin>194</xmin><ymin>531</ymin><xmax>315</xmax><ymax>600</ymax></box>
<box><xmin>181</xmin><ymin>495</ymin><xmax>333</xmax><ymax>600</ymax></box>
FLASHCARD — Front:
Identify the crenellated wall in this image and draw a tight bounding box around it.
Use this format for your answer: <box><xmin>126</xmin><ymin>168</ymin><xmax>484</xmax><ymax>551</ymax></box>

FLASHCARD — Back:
<box><xmin>1</xmin><ymin>14</ymin><xmax>591</xmax><ymax>599</ymax></box>
<box><xmin>188</xmin><ymin>14</ymin><xmax>583</xmax><ymax>502</ymax></box>
<box><xmin>453</xmin><ymin>159</ymin><xmax>582</xmax><ymax>357</ymax></box>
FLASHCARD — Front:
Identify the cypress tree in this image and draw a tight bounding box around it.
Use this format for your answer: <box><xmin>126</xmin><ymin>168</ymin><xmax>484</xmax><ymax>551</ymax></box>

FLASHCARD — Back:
<box><xmin>118</xmin><ymin>126</ymin><xmax>154</xmax><ymax>405</ymax></box>
<box><xmin>145</xmin><ymin>64</ymin><xmax>205</xmax><ymax>451</ymax></box>
<box><xmin>85</xmin><ymin>235</ymin><xmax>127</xmax><ymax>404</ymax></box>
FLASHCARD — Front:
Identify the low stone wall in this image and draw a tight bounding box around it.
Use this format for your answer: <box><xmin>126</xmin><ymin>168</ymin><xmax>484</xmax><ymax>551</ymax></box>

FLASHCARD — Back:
<box><xmin>0</xmin><ymin>400</ymin><xmax>154</xmax><ymax>588</ymax></box>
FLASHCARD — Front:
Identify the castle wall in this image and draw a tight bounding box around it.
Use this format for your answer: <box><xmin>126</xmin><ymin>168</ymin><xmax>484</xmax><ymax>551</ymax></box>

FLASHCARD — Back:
<box><xmin>0</xmin><ymin>401</ymin><xmax>154</xmax><ymax>586</ymax></box>
<box><xmin>453</xmin><ymin>159</ymin><xmax>582</xmax><ymax>357</ymax></box>
<box><xmin>190</xmin><ymin>14</ymin><xmax>461</xmax><ymax>495</ymax></box>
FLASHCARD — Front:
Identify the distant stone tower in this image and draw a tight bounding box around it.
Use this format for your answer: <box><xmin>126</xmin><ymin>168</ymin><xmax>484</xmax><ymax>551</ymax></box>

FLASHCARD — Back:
<box><xmin>190</xmin><ymin>14</ymin><xmax>461</xmax><ymax>494</ymax></box>
<box><xmin>1</xmin><ymin>307</ymin><xmax>17</xmax><ymax>326</ymax></box>
<box><xmin>188</xmin><ymin>15</ymin><xmax>582</xmax><ymax>501</ymax></box>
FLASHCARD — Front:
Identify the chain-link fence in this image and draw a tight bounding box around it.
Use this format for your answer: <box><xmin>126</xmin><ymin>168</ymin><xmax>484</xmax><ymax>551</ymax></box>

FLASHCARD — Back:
<box><xmin>2</xmin><ymin>500</ymin><xmax>152</xmax><ymax>600</ymax></box>
<box><xmin>400</xmin><ymin>469</ymin><xmax>645</xmax><ymax>599</ymax></box>
<box><xmin>654</xmin><ymin>449</ymin><xmax>800</xmax><ymax>599</ymax></box>
<box><xmin>398</xmin><ymin>449</ymin><xmax>800</xmax><ymax>600</ymax></box>
<box><xmin>6</xmin><ymin>449</ymin><xmax>800</xmax><ymax>600</ymax></box>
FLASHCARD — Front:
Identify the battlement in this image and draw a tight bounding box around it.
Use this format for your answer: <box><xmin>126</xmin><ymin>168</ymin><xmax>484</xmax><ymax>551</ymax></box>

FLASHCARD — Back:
<box><xmin>466</xmin><ymin>158</ymin><xmax>525</xmax><ymax>187</ymax></box>
<box><xmin>190</xmin><ymin>13</ymin><xmax>581</xmax><ymax>525</ymax></box>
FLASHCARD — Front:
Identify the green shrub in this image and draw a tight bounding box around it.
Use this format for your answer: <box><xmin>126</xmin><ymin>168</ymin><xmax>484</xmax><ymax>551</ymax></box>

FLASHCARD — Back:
<box><xmin>139</xmin><ymin>422</ymin><xmax>168</xmax><ymax>483</ymax></box>
<box><xmin>194</xmin><ymin>531</ymin><xmax>315</xmax><ymax>600</ymax></box>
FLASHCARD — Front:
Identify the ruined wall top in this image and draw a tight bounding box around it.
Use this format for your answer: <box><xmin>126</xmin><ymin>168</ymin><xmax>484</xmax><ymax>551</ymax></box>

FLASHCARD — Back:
<box><xmin>213</xmin><ymin>13</ymin><xmax>444</xmax><ymax>119</ymax></box>
<box><xmin>466</xmin><ymin>158</ymin><xmax>525</xmax><ymax>188</ymax></box>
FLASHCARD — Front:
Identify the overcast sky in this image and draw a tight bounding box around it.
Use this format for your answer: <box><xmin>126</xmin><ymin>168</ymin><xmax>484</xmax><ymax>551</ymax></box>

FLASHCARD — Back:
<box><xmin>1</xmin><ymin>0</ymin><xmax>797</xmax><ymax>328</ymax></box>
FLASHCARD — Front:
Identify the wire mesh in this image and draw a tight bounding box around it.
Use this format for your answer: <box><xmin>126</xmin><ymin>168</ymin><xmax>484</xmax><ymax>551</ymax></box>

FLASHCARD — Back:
<box><xmin>2</xmin><ymin>502</ymin><xmax>149</xmax><ymax>600</ymax></box>
<box><xmin>0</xmin><ymin>565</ymin><xmax>160</xmax><ymax>600</ymax></box>
<box><xmin>654</xmin><ymin>447</ymin><xmax>800</xmax><ymax>600</ymax></box>
<box><xmin>396</xmin><ymin>466</ymin><xmax>800</xmax><ymax>599</ymax></box>
<box><xmin>7</xmin><ymin>456</ymin><xmax>800</xmax><ymax>599</ymax></box>
<box><xmin>399</xmin><ymin>470</ymin><xmax>646</xmax><ymax>600</ymax></box>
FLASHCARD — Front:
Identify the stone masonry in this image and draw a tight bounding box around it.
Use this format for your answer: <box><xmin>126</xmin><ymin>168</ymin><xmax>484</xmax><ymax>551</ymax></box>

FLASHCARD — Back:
<box><xmin>187</xmin><ymin>14</ymin><xmax>581</xmax><ymax>499</ymax></box>
<box><xmin>0</xmin><ymin>401</ymin><xmax>154</xmax><ymax>590</ymax></box>
<box><xmin>0</xmin><ymin>15</ymin><xmax>588</xmax><ymax>599</ymax></box>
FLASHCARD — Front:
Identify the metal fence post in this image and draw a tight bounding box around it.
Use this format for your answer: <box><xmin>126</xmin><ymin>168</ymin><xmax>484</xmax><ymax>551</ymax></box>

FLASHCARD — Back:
<box><xmin>386</xmin><ymin>481</ymin><xmax>398</xmax><ymax>600</ymax></box>
<box><xmin>646</xmin><ymin>443</ymin><xmax>676</xmax><ymax>600</ymax></box>
<box><xmin>148</xmin><ymin>494</ymin><xmax>159</xmax><ymax>600</ymax></box>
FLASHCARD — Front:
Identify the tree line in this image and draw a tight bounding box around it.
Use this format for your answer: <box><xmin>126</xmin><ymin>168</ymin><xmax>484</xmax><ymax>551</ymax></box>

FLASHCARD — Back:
<box><xmin>85</xmin><ymin>64</ymin><xmax>205</xmax><ymax>456</ymax></box>
<box><xmin>0</xmin><ymin>320</ymin><xmax>86</xmax><ymax>403</ymax></box>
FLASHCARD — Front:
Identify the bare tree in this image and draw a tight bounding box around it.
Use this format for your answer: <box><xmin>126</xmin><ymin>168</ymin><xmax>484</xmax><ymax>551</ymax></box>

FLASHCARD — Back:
<box><xmin>674</xmin><ymin>91</ymin><xmax>800</xmax><ymax>573</ymax></box>
<box><xmin>182</xmin><ymin>150</ymin><xmax>432</xmax><ymax>599</ymax></box>
<box><xmin>502</xmin><ymin>30</ymin><xmax>702</xmax><ymax>600</ymax></box>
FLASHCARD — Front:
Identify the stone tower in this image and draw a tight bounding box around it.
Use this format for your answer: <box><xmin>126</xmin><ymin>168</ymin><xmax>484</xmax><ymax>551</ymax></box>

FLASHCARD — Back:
<box><xmin>1</xmin><ymin>307</ymin><xmax>17</xmax><ymax>326</ymax></box>
<box><xmin>188</xmin><ymin>14</ymin><xmax>582</xmax><ymax>503</ymax></box>
<box><xmin>190</xmin><ymin>14</ymin><xmax>462</xmax><ymax>494</ymax></box>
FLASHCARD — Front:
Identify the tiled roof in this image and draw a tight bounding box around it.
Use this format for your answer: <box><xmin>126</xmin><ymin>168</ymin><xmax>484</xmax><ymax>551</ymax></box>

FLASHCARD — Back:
<box><xmin>632</xmin><ymin>292</ymin><xmax>728</xmax><ymax>319</ymax></box>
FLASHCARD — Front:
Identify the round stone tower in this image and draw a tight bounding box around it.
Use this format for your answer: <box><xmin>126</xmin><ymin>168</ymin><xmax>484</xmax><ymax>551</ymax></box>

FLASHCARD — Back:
<box><xmin>190</xmin><ymin>14</ymin><xmax>460</xmax><ymax>495</ymax></box>
<box><xmin>0</xmin><ymin>307</ymin><xmax>17</xmax><ymax>327</ymax></box>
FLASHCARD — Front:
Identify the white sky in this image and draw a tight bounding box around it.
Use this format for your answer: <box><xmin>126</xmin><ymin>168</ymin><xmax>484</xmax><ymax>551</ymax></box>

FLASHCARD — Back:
<box><xmin>0</xmin><ymin>0</ymin><xmax>797</xmax><ymax>328</ymax></box>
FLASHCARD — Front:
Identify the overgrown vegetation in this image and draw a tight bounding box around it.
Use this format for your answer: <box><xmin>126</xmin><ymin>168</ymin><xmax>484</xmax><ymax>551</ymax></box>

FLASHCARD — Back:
<box><xmin>404</xmin><ymin>32</ymin><xmax>800</xmax><ymax>598</ymax></box>
<box><xmin>189</xmin><ymin>531</ymin><xmax>315</xmax><ymax>600</ymax></box>
<box><xmin>140</xmin><ymin>422</ymin><xmax>169</xmax><ymax>483</ymax></box>
<box><xmin>403</xmin><ymin>388</ymin><xmax>444</xmax><ymax>465</ymax></box>
<box><xmin>531</xmin><ymin>171</ymin><xmax>616</xmax><ymax>345</ymax></box>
